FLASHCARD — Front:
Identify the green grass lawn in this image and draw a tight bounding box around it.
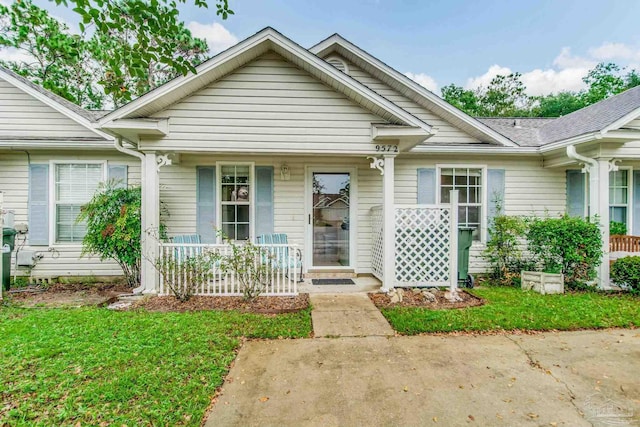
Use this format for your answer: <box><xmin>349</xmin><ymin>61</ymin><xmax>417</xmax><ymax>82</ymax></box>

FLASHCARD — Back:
<box><xmin>381</xmin><ymin>287</ymin><xmax>640</xmax><ymax>335</ymax></box>
<box><xmin>0</xmin><ymin>306</ymin><xmax>311</xmax><ymax>426</ymax></box>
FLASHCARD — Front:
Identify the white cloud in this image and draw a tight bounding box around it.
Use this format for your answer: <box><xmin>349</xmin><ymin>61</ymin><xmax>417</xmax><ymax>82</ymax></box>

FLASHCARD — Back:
<box><xmin>464</xmin><ymin>64</ymin><xmax>513</xmax><ymax>90</ymax></box>
<box><xmin>589</xmin><ymin>42</ymin><xmax>640</xmax><ymax>61</ymax></box>
<box><xmin>187</xmin><ymin>21</ymin><xmax>238</xmax><ymax>55</ymax></box>
<box><xmin>404</xmin><ymin>72</ymin><xmax>438</xmax><ymax>92</ymax></box>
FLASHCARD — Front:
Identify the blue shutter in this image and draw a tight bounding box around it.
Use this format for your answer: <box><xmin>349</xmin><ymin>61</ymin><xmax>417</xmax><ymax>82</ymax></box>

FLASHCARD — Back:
<box><xmin>566</xmin><ymin>170</ymin><xmax>585</xmax><ymax>218</ymax></box>
<box><xmin>196</xmin><ymin>167</ymin><xmax>216</xmax><ymax>243</ymax></box>
<box><xmin>487</xmin><ymin>169</ymin><xmax>506</xmax><ymax>229</ymax></box>
<box><xmin>255</xmin><ymin>166</ymin><xmax>274</xmax><ymax>238</ymax></box>
<box><xmin>108</xmin><ymin>164</ymin><xmax>128</xmax><ymax>188</ymax></box>
<box><xmin>417</xmin><ymin>168</ymin><xmax>436</xmax><ymax>204</ymax></box>
<box><xmin>28</xmin><ymin>164</ymin><xmax>49</xmax><ymax>245</ymax></box>
<box><xmin>633</xmin><ymin>171</ymin><xmax>640</xmax><ymax>235</ymax></box>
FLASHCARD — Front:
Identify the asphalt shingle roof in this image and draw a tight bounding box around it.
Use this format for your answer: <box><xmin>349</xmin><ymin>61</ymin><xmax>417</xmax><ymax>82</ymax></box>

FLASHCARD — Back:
<box><xmin>538</xmin><ymin>86</ymin><xmax>640</xmax><ymax>143</ymax></box>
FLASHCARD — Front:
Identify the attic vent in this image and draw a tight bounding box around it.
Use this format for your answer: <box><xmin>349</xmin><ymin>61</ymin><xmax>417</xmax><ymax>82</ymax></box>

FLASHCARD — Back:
<box><xmin>326</xmin><ymin>56</ymin><xmax>349</xmax><ymax>74</ymax></box>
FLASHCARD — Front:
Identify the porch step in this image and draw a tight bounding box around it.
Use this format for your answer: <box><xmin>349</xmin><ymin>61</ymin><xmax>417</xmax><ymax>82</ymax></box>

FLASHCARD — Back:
<box><xmin>305</xmin><ymin>271</ymin><xmax>356</xmax><ymax>279</ymax></box>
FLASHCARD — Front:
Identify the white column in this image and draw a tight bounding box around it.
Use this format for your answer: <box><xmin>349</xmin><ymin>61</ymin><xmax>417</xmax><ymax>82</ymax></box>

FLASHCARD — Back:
<box><xmin>141</xmin><ymin>152</ymin><xmax>159</xmax><ymax>294</ymax></box>
<box><xmin>381</xmin><ymin>154</ymin><xmax>396</xmax><ymax>292</ymax></box>
<box><xmin>449</xmin><ymin>190</ymin><xmax>459</xmax><ymax>292</ymax></box>
<box><xmin>597</xmin><ymin>158</ymin><xmax>611</xmax><ymax>289</ymax></box>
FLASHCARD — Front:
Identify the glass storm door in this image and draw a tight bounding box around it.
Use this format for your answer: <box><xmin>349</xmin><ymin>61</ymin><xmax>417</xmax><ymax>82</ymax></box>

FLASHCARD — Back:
<box><xmin>311</xmin><ymin>172</ymin><xmax>351</xmax><ymax>267</ymax></box>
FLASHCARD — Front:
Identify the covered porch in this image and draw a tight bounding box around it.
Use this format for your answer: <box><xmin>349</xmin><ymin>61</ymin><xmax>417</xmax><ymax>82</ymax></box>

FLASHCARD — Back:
<box><xmin>126</xmin><ymin>150</ymin><xmax>460</xmax><ymax>296</ymax></box>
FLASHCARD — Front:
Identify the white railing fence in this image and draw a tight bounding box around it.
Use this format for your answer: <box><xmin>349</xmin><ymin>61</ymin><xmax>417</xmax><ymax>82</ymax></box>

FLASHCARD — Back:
<box><xmin>157</xmin><ymin>243</ymin><xmax>299</xmax><ymax>296</ymax></box>
<box><xmin>371</xmin><ymin>191</ymin><xmax>459</xmax><ymax>289</ymax></box>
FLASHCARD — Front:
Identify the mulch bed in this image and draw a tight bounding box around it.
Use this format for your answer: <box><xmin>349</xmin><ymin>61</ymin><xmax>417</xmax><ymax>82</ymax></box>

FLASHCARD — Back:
<box><xmin>369</xmin><ymin>288</ymin><xmax>484</xmax><ymax>309</ymax></box>
<box><xmin>132</xmin><ymin>293</ymin><xmax>310</xmax><ymax>314</ymax></box>
<box><xmin>7</xmin><ymin>282</ymin><xmax>132</xmax><ymax>307</ymax></box>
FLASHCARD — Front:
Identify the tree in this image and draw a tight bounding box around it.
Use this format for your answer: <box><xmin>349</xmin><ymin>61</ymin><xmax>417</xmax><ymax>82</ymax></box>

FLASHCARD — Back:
<box><xmin>480</xmin><ymin>73</ymin><xmax>532</xmax><ymax>116</ymax></box>
<box><xmin>441</xmin><ymin>84</ymin><xmax>482</xmax><ymax>116</ymax></box>
<box><xmin>52</xmin><ymin>0</ymin><xmax>233</xmax><ymax>104</ymax></box>
<box><xmin>441</xmin><ymin>73</ymin><xmax>532</xmax><ymax>117</ymax></box>
<box><xmin>0</xmin><ymin>0</ymin><xmax>104</xmax><ymax>108</ymax></box>
<box><xmin>1</xmin><ymin>0</ymin><xmax>214</xmax><ymax>107</ymax></box>
<box><xmin>582</xmin><ymin>62</ymin><xmax>627</xmax><ymax>105</ymax></box>
<box><xmin>533</xmin><ymin>91</ymin><xmax>586</xmax><ymax>117</ymax></box>
<box><xmin>86</xmin><ymin>1</ymin><xmax>208</xmax><ymax>105</ymax></box>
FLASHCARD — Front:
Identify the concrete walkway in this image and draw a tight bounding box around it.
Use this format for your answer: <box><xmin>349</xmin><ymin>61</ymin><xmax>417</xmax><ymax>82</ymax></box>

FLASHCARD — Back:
<box><xmin>205</xmin><ymin>294</ymin><xmax>640</xmax><ymax>426</ymax></box>
<box><xmin>309</xmin><ymin>293</ymin><xmax>394</xmax><ymax>337</ymax></box>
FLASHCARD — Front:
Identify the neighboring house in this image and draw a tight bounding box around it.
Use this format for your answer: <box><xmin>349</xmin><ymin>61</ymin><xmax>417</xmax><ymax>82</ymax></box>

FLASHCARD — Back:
<box><xmin>2</xmin><ymin>27</ymin><xmax>640</xmax><ymax>292</ymax></box>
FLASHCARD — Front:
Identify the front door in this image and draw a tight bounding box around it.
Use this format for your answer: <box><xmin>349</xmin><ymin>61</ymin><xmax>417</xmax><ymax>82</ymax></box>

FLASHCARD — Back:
<box><xmin>307</xmin><ymin>169</ymin><xmax>354</xmax><ymax>269</ymax></box>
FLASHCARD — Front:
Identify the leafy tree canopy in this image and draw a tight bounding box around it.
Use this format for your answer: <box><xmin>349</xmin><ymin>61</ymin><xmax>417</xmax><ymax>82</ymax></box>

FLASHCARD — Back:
<box><xmin>0</xmin><ymin>0</ymin><xmax>232</xmax><ymax>107</ymax></box>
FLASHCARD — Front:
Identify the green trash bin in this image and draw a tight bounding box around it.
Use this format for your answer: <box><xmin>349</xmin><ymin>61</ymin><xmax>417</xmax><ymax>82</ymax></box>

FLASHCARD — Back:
<box><xmin>2</xmin><ymin>228</ymin><xmax>16</xmax><ymax>291</ymax></box>
<box><xmin>457</xmin><ymin>227</ymin><xmax>475</xmax><ymax>288</ymax></box>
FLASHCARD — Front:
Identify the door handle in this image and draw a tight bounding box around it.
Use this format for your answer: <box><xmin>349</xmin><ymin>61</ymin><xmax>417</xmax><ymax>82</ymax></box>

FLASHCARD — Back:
<box><xmin>308</xmin><ymin>214</ymin><xmax>311</xmax><ymax>225</ymax></box>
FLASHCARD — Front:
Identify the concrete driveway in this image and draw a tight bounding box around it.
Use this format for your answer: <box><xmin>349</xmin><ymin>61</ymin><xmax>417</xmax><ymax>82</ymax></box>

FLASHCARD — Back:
<box><xmin>205</xmin><ymin>329</ymin><xmax>639</xmax><ymax>426</ymax></box>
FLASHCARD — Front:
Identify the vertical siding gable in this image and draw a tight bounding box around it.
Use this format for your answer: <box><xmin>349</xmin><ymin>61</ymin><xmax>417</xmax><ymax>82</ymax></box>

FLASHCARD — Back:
<box><xmin>329</xmin><ymin>55</ymin><xmax>483</xmax><ymax>144</ymax></box>
<box><xmin>0</xmin><ymin>80</ymin><xmax>98</xmax><ymax>139</ymax></box>
<box><xmin>147</xmin><ymin>52</ymin><xmax>391</xmax><ymax>151</ymax></box>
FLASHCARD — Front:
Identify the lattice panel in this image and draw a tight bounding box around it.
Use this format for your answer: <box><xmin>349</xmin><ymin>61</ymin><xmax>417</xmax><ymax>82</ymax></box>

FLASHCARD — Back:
<box><xmin>370</xmin><ymin>206</ymin><xmax>384</xmax><ymax>281</ymax></box>
<box><xmin>394</xmin><ymin>207</ymin><xmax>451</xmax><ymax>286</ymax></box>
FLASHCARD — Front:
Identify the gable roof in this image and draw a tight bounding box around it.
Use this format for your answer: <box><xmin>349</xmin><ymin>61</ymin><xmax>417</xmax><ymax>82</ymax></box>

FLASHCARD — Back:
<box><xmin>537</xmin><ymin>86</ymin><xmax>640</xmax><ymax>144</ymax></box>
<box><xmin>0</xmin><ymin>65</ymin><xmax>110</xmax><ymax>140</ymax></box>
<box><xmin>309</xmin><ymin>34</ymin><xmax>518</xmax><ymax>147</ymax></box>
<box><xmin>99</xmin><ymin>27</ymin><xmax>433</xmax><ymax>138</ymax></box>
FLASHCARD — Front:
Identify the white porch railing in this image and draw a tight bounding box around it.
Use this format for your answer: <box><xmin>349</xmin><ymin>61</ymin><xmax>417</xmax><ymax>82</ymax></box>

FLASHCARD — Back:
<box><xmin>157</xmin><ymin>243</ymin><xmax>299</xmax><ymax>296</ymax></box>
<box><xmin>371</xmin><ymin>198</ymin><xmax>459</xmax><ymax>288</ymax></box>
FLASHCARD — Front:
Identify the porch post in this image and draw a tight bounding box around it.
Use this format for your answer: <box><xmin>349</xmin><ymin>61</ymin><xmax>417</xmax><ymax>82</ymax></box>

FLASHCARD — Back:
<box><xmin>141</xmin><ymin>152</ymin><xmax>159</xmax><ymax>293</ymax></box>
<box><xmin>382</xmin><ymin>154</ymin><xmax>396</xmax><ymax>292</ymax></box>
<box><xmin>597</xmin><ymin>158</ymin><xmax>611</xmax><ymax>289</ymax></box>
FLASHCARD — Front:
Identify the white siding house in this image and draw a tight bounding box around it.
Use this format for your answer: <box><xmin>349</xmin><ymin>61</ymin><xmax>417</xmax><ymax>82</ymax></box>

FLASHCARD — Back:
<box><xmin>3</xmin><ymin>27</ymin><xmax>640</xmax><ymax>292</ymax></box>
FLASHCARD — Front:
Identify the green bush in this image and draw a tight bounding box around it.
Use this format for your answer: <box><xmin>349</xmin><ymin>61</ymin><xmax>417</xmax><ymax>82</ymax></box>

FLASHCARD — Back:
<box><xmin>611</xmin><ymin>256</ymin><xmax>640</xmax><ymax>293</ymax></box>
<box><xmin>610</xmin><ymin>221</ymin><xmax>627</xmax><ymax>236</ymax></box>
<box><xmin>78</xmin><ymin>183</ymin><xmax>141</xmax><ymax>287</ymax></box>
<box><xmin>483</xmin><ymin>214</ymin><xmax>529</xmax><ymax>286</ymax></box>
<box><xmin>527</xmin><ymin>215</ymin><xmax>602</xmax><ymax>289</ymax></box>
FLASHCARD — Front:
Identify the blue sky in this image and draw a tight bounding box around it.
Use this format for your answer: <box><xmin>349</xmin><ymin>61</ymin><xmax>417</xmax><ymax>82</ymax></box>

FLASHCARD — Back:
<box><xmin>12</xmin><ymin>0</ymin><xmax>640</xmax><ymax>95</ymax></box>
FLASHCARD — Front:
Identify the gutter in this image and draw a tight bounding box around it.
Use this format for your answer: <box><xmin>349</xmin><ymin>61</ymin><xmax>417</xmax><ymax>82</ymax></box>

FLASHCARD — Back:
<box><xmin>113</xmin><ymin>137</ymin><xmax>146</xmax><ymax>295</ymax></box>
<box><xmin>566</xmin><ymin>145</ymin><xmax>598</xmax><ymax>170</ymax></box>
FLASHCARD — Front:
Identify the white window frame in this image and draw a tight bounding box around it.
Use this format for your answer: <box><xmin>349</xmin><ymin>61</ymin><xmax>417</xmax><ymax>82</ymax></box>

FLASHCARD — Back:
<box><xmin>49</xmin><ymin>160</ymin><xmax>107</xmax><ymax>246</ymax></box>
<box><xmin>216</xmin><ymin>161</ymin><xmax>255</xmax><ymax>242</ymax></box>
<box><xmin>436</xmin><ymin>164</ymin><xmax>488</xmax><ymax>243</ymax></box>
<box><xmin>608</xmin><ymin>167</ymin><xmax>633</xmax><ymax>230</ymax></box>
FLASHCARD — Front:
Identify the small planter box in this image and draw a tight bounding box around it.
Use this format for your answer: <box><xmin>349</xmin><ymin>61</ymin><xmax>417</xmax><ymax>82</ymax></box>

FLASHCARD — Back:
<box><xmin>521</xmin><ymin>271</ymin><xmax>564</xmax><ymax>294</ymax></box>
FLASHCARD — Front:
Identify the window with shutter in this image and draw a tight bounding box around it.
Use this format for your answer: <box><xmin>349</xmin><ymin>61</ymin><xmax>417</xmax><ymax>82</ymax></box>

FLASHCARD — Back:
<box><xmin>54</xmin><ymin>163</ymin><xmax>104</xmax><ymax>243</ymax></box>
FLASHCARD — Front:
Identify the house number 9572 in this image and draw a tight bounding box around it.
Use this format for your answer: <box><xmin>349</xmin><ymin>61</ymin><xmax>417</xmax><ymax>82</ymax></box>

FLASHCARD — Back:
<box><xmin>375</xmin><ymin>144</ymin><xmax>398</xmax><ymax>153</ymax></box>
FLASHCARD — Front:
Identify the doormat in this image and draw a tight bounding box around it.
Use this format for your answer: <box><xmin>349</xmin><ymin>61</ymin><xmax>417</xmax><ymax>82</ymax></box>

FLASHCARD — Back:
<box><xmin>312</xmin><ymin>279</ymin><xmax>355</xmax><ymax>285</ymax></box>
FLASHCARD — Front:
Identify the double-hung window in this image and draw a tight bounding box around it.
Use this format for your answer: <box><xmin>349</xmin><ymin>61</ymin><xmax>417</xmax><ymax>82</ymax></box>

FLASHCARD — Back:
<box><xmin>219</xmin><ymin>164</ymin><xmax>252</xmax><ymax>241</ymax></box>
<box><xmin>609</xmin><ymin>169</ymin><xmax>631</xmax><ymax>227</ymax></box>
<box><xmin>439</xmin><ymin>167</ymin><xmax>483</xmax><ymax>241</ymax></box>
<box><xmin>54</xmin><ymin>163</ymin><xmax>104</xmax><ymax>243</ymax></box>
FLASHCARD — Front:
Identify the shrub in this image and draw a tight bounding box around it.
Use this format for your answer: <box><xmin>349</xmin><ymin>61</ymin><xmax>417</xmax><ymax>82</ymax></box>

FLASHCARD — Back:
<box><xmin>79</xmin><ymin>183</ymin><xmax>141</xmax><ymax>287</ymax></box>
<box><xmin>611</xmin><ymin>256</ymin><xmax>640</xmax><ymax>293</ymax></box>
<box><xmin>483</xmin><ymin>214</ymin><xmax>529</xmax><ymax>286</ymax></box>
<box><xmin>526</xmin><ymin>215</ymin><xmax>602</xmax><ymax>289</ymax></box>
<box><xmin>610</xmin><ymin>221</ymin><xmax>627</xmax><ymax>236</ymax></box>
<box><xmin>218</xmin><ymin>238</ymin><xmax>273</xmax><ymax>301</ymax></box>
<box><xmin>156</xmin><ymin>249</ymin><xmax>219</xmax><ymax>302</ymax></box>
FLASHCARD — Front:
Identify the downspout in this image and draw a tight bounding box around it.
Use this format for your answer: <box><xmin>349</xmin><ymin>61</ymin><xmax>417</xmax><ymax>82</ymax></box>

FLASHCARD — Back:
<box><xmin>566</xmin><ymin>145</ymin><xmax>608</xmax><ymax>288</ymax></box>
<box><xmin>114</xmin><ymin>137</ymin><xmax>146</xmax><ymax>294</ymax></box>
